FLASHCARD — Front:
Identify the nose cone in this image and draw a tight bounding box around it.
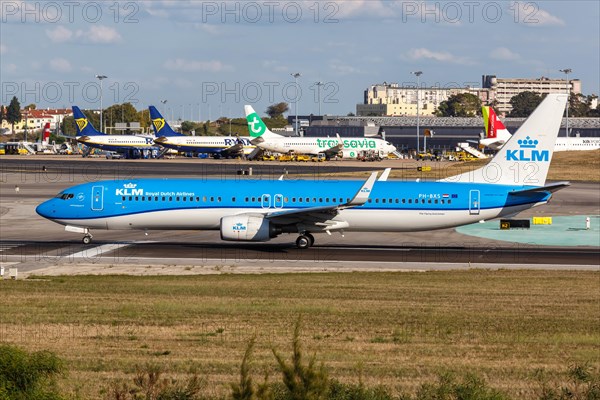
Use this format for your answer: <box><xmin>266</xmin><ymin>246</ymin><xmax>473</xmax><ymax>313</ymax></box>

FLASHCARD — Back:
<box><xmin>36</xmin><ymin>200</ymin><xmax>55</xmax><ymax>219</ymax></box>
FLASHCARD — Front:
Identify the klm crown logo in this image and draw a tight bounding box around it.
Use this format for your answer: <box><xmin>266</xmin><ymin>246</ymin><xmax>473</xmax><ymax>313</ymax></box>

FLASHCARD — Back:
<box><xmin>233</xmin><ymin>222</ymin><xmax>247</xmax><ymax>231</ymax></box>
<box><xmin>75</xmin><ymin>118</ymin><xmax>88</xmax><ymax>132</ymax></box>
<box><xmin>506</xmin><ymin>136</ymin><xmax>549</xmax><ymax>162</ymax></box>
<box><xmin>152</xmin><ymin>118</ymin><xmax>165</xmax><ymax>132</ymax></box>
<box><xmin>124</xmin><ymin>183</ymin><xmax>137</xmax><ymax>189</ymax></box>
<box><xmin>518</xmin><ymin>136</ymin><xmax>539</xmax><ymax>149</ymax></box>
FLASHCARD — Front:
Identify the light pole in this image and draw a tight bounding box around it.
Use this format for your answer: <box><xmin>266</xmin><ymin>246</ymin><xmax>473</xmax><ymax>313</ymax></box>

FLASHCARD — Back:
<box><xmin>410</xmin><ymin>71</ymin><xmax>423</xmax><ymax>154</ymax></box>
<box><xmin>95</xmin><ymin>75</ymin><xmax>107</xmax><ymax>133</ymax></box>
<box><xmin>315</xmin><ymin>81</ymin><xmax>324</xmax><ymax>116</ymax></box>
<box><xmin>160</xmin><ymin>99</ymin><xmax>167</xmax><ymax>117</ymax></box>
<box><xmin>559</xmin><ymin>68</ymin><xmax>572</xmax><ymax>137</ymax></box>
<box><xmin>291</xmin><ymin>72</ymin><xmax>301</xmax><ymax>135</ymax></box>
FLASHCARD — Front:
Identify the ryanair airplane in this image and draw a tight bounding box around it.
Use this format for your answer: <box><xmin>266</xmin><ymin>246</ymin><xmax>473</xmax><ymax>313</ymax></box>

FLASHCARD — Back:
<box><xmin>72</xmin><ymin>106</ymin><xmax>157</xmax><ymax>157</ymax></box>
<box><xmin>149</xmin><ymin>106</ymin><xmax>256</xmax><ymax>157</ymax></box>
<box><xmin>37</xmin><ymin>95</ymin><xmax>567</xmax><ymax>249</ymax></box>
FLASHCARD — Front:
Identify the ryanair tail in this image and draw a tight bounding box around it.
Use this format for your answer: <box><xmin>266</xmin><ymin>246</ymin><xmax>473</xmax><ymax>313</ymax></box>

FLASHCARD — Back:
<box><xmin>244</xmin><ymin>105</ymin><xmax>281</xmax><ymax>142</ymax></box>
<box><xmin>72</xmin><ymin>106</ymin><xmax>104</xmax><ymax>136</ymax></box>
<box><xmin>446</xmin><ymin>94</ymin><xmax>568</xmax><ymax>186</ymax></box>
<box><xmin>149</xmin><ymin>106</ymin><xmax>184</xmax><ymax>138</ymax></box>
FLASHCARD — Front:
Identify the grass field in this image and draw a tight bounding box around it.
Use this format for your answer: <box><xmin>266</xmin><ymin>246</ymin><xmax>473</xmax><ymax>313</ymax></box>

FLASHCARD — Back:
<box><xmin>0</xmin><ymin>270</ymin><xmax>598</xmax><ymax>399</ymax></box>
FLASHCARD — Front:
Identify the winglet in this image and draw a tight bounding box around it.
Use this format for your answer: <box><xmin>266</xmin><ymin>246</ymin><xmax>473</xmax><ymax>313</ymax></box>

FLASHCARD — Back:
<box><xmin>336</xmin><ymin>133</ymin><xmax>343</xmax><ymax>148</ymax></box>
<box><xmin>345</xmin><ymin>172</ymin><xmax>378</xmax><ymax>207</ymax></box>
<box><xmin>378</xmin><ymin>168</ymin><xmax>391</xmax><ymax>182</ymax></box>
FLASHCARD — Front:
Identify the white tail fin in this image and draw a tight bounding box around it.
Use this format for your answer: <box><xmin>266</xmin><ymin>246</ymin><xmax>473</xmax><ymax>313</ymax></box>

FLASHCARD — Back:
<box><xmin>244</xmin><ymin>105</ymin><xmax>281</xmax><ymax>141</ymax></box>
<box><xmin>446</xmin><ymin>94</ymin><xmax>567</xmax><ymax>186</ymax></box>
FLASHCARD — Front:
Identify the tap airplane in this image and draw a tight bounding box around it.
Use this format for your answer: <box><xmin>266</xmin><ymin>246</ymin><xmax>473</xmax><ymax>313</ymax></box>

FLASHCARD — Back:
<box><xmin>149</xmin><ymin>106</ymin><xmax>255</xmax><ymax>157</ymax></box>
<box><xmin>37</xmin><ymin>95</ymin><xmax>568</xmax><ymax>249</ymax></box>
<box><xmin>481</xmin><ymin>105</ymin><xmax>600</xmax><ymax>151</ymax></box>
<box><xmin>72</xmin><ymin>106</ymin><xmax>157</xmax><ymax>158</ymax></box>
<box><xmin>245</xmin><ymin>106</ymin><xmax>397</xmax><ymax>159</ymax></box>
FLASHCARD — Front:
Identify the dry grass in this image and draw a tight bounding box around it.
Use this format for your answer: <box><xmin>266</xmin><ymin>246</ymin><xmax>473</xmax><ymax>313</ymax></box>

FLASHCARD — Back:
<box><xmin>0</xmin><ymin>270</ymin><xmax>598</xmax><ymax>399</ymax></box>
<box><xmin>325</xmin><ymin>150</ymin><xmax>600</xmax><ymax>181</ymax></box>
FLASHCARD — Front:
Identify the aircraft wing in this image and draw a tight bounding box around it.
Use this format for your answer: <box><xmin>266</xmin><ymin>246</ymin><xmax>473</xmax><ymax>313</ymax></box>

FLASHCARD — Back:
<box><xmin>220</xmin><ymin>138</ymin><xmax>245</xmax><ymax>156</ymax></box>
<box><xmin>265</xmin><ymin>172</ymin><xmax>377</xmax><ymax>228</ymax></box>
<box><xmin>319</xmin><ymin>134</ymin><xmax>344</xmax><ymax>157</ymax></box>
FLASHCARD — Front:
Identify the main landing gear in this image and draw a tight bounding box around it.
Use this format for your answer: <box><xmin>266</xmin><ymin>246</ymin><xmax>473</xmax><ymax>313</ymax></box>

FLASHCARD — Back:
<box><xmin>82</xmin><ymin>234</ymin><xmax>93</xmax><ymax>245</ymax></box>
<box><xmin>295</xmin><ymin>233</ymin><xmax>315</xmax><ymax>249</ymax></box>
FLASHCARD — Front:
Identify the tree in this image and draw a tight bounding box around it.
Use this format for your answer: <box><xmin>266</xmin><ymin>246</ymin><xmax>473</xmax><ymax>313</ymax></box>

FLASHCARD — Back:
<box><xmin>25</xmin><ymin>103</ymin><xmax>36</xmax><ymax>110</ymax></box>
<box><xmin>435</xmin><ymin>93</ymin><xmax>482</xmax><ymax>117</ymax></box>
<box><xmin>6</xmin><ymin>96</ymin><xmax>21</xmax><ymax>138</ymax></box>
<box><xmin>266</xmin><ymin>102</ymin><xmax>289</xmax><ymax>118</ymax></box>
<box><xmin>508</xmin><ymin>91</ymin><xmax>544</xmax><ymax>117</ymax></box>
<box><xmin>0</xmin><ymin>105</ymin><xmax>5</xmax><ymax>122</ymax></box>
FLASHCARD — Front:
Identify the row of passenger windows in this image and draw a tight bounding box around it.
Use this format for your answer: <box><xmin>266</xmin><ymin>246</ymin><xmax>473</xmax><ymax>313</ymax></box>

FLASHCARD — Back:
<box><xmin>120</xmin><ymin>195</ymin><xmax>452</xmax><ymax>205</ymax></box>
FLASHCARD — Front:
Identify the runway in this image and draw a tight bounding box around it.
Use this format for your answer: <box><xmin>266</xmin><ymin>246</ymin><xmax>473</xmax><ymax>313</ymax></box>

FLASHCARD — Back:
<box><xmin>1</xmin><ymin>156</ymin><xmax>599</xmax><ymax>274</ymax></box>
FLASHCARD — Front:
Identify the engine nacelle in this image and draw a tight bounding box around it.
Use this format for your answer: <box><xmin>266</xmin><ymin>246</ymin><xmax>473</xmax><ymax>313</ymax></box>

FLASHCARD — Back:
<box><xmin>220</xmin><ymin>215</ymin><xmax>278</xmax><ymax>242</ymax></box>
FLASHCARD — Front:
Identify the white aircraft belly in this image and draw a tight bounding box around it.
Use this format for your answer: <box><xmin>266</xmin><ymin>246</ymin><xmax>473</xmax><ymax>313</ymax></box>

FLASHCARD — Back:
<box><xmin>52</xmin><ymin>203</ymin><xmax>540</xmax><ymax>234</ymax></box>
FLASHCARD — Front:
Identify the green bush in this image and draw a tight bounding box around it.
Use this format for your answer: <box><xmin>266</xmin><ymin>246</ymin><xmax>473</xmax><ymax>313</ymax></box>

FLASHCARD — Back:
<box><xmin>0</xmin><ymin>344</ymin><xmax>64</xmax><ymax>400</ymax></box>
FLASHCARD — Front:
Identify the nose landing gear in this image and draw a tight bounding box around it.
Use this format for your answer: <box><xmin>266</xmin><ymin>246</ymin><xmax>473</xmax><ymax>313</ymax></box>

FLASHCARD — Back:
<box><xmin>82</xmin><ymin>234</ymin><xmax>93</xmax><ymax>245</ymax></box>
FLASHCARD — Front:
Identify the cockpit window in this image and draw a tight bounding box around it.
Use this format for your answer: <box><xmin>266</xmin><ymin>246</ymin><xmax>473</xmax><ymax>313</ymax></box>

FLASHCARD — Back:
<box><xmin>55</xmin><ymin>193</ymin><xmax>74</xmax><ymax>200</ymax></box>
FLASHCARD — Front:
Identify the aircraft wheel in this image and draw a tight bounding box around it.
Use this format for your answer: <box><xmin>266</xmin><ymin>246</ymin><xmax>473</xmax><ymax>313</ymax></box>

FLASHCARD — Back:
<box><xmin>305</xmin><ymin>233</ymin><xmax>315</xmax><ymax>247</ymax></box>
<box><xmin>82</xmin><ymin>235</ymin><xmax>92</xmax><ymax>245</ymax></box>
<box><xmin>296</xmin><ymin>235</ymin><xmax>311</xmax><ymax>250</ymax></box>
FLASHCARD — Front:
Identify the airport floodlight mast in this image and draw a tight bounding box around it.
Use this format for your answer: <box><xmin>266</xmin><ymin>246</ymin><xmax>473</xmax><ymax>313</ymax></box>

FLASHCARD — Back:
<box><xmin>559</xmin><ymin>68</ymin><xmax>572</xmax><ymax>137</ymax></box>
<box><xmin>95</xmin><ymin>75</ymin><xmax>107</xmax><ymax>133</ymax></box>
<box><xmin>410</xmin><ymin>71</ymin><xmax>423</xmax><ymax>153</ymax></box>
<box><xmin>315</xmin><ymin>81</ymin><xmax>324</xmax><ymax>116</ymax></box>
<box><xmin>161</xmin><ymin>99</ymin><xmax>167</xmax><ymax>117</ymax></box>
<box><xmin>291</xmin><ymin>72</ymin><xmax>301</xmax><ymax>135</ymax></box>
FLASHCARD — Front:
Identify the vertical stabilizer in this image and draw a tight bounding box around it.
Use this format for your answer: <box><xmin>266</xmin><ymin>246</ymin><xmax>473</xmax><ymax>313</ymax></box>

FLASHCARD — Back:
<box><xmin>149</xmin><ymin>106</ymin><xmax>184</xmax><ymax>137</ymax></box>
<box><xmin>72</xmin><ymin>106</ymin><xmax>105</xmax><ymax>136</ymax></box>
<box><xmin>244</xmin><ymin>105</ymin><xmax>281</xmax><ymax>140</ymax></box>
<box><xmin>446</xmin><ymin>94</ymin><xmax>567</xmax><ymax>186</ymax></box>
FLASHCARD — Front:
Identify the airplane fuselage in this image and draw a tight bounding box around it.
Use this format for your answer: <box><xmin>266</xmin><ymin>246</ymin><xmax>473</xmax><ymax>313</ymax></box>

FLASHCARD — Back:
<box><xmin>77</xmin><ymin>135</ymin><xmax>157</xmax><ymax>153</ymax></box>
<box><xmin>155</xmin><ymin>136</ymin><xmax>256</xmax><ymax>155</ymax></box>
<box><xmin>257</xmin><ymin>137</ymin><xmax>396</xmax><ymax>158</ymax></box>
<box><xmin>36</xmin><ymin>178</ymin><xmax>549</xmax><ymax>235</ymax></box>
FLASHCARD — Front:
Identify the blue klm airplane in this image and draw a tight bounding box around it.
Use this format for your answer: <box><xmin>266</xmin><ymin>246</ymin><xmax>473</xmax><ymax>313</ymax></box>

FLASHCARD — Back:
<box><xmin>37</xmin><ymin>95</ymin><xmax>568</xmax><ymax>249</ymax></box>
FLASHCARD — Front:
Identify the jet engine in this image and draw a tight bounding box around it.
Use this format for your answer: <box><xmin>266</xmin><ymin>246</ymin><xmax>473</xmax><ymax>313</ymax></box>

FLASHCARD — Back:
<box><xmin>220</xmin><ymin>215</ymin><xmax>280</xmax><ymax>242</ymax></box>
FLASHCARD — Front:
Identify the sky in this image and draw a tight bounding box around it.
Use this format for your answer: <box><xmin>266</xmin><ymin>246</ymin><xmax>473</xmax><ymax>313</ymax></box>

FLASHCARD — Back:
<box><xmin>1</xmin><ymin>0</ymin><xmax>599</xmax><ymax>119</ymax></box>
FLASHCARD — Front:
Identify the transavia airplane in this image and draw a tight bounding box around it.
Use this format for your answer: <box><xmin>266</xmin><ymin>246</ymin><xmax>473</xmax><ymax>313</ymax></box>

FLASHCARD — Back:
<box><xmin>37</xmin><ymin>95</ymin><xmax>568</xmax><ymax>249</ymax></box>
<box><xmin>480</xmin><ymin>105</ymin><xmax>600</xmax><ymax>151</ymax></box>
<box><xmin>245</xmin><ymin>105</ymin><xmax>397</xmax><ymax>159</ymax></box>
<box><xmin>149</xmin><ymin>106</ymin><xmax>255</xmax><ymax>157</ymax></box>
<box><xmin>72</xmin><ymin>106</ymin><xmax>158</xmax><ymax>157</ymax></box>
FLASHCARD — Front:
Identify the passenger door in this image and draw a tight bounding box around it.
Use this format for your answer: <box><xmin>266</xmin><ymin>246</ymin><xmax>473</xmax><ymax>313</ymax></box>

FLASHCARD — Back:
<box><xmin>469</xmin><ymin>190</ymin><xmax>480</xmax><ymax>215</ymax></box>
<box><xmin>91</xmin><ymin>185</ymin><xmax>104</xmax><ymax>211</ymax></box>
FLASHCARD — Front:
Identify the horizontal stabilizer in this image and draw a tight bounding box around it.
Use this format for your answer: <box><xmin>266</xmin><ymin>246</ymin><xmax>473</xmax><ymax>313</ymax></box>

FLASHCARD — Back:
<box><xmin>508</xmin><ymin>181</ymin><xmax>570</xmax><ymax>196</ymax></box>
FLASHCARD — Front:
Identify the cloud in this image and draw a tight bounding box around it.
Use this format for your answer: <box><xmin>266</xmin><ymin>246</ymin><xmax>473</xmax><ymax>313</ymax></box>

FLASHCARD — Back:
<box><xmin>80</xmin><ymin>26</ymin><xmax>122</xmax><ymax>43</ymax></box>
<box><xmin>0</xmin><ymin>43</ymin><xmax>6</xmax><ymax>54</ymax></box>
<box><xmin>4</xmin><ymin>64</ymin><xmax>17</xmax><ymax>74</ymax></box>
<box><xmin>334</xmin><ymin>0</ymin><xmax>391</xmax><ymax>19</ymax></box>
<box><xmin>47</xmin><ymin>25</ymin><xmax>121</xmax><ymax>44</ymax></box>
<box><xmin>329</xmin><ymin>60</ymin><xmax>363</xmax><ymax>75</ymax></box>
<box><xmin>164</xmin><ymin>59</ymin><xmax>233</xmax><ymax>72</ymax></box>
<box><xmin>509</xmin><ymin>2</ymin><xmax>565</xmax><ymax>26</ymax></box>
<box><xmin>49</xmin><ymin>58</ymin><xmax>72</xmax><ymax>73</ymax></box>
<box><xmin>46</xmin><ymin>26</ymin><xmax>73</xmax><ymax>43</ymax></box>
<box><xmin>262</xmin><ymin>60</ymin><xmax>290</xmax><ymax>73</ymax></box>
<box><xmin>490</xmin><ymin>47</ymin><xmax>521</xmax><ymax>61</ymax></box>
<box><xmin>403</xmin><ymin>48</ymin><xmax>475</xmax><ymax>65</ymax></box>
